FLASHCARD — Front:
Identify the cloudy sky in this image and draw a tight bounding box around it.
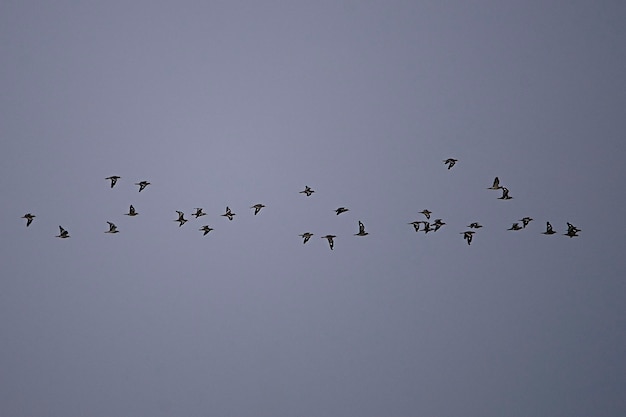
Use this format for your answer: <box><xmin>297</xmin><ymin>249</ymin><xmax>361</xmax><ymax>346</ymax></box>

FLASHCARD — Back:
<box><xmin>2</xmin><ymin>1</ymin><xmax>625</xmax><ymax>416</ymax></box>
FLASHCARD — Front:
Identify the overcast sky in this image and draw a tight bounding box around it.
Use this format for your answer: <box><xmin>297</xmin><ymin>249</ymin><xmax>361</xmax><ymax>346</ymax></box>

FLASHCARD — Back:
<box><xmin>2</xmin><ymin>1</ymin><xmax>626</xmax><ymax>416</ymax></box>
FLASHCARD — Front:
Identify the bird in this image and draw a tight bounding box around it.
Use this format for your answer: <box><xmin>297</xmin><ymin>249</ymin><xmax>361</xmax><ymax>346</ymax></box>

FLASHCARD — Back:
<box><xmin>21</xmin><ymin>213</ymin><xmax>35</xmax><ymax>227</ymax></box>
<box><xmin>432</xmin><ymin>218</ymin><xmax>446</xmax><ymax>231</ymax></box>
<box><xmin>135</xmin><ymin>181</ymin><xmax>150</xmax><ymax>192</ymax></box>
<box><xmin>520</xmin><ymin>217</ymin><xmax>533</xmax><ymax>228</ymax></box>
<box><xmin>56</xmin><ymin>226</ymin><xmax>70</xmax><ymax>238</ymax></box>
<box><xmin>251</xmin><ymin>204</ymin><xmax>265</xmax><ymax>215</ymax></box>
<box><xmin>498</xmin><ymin>187</ymin><xmax>513</xmax><ymax>200</ymax></box>
<box><xmin>408</xmin><ymin>221</ymin><xmax>422</xmax><ymax>232</ymax></box>
<box><xmin>542</xmin><ymin>222</ymin><xmax>556</xmax><ymax>235</ymax></box>
<box><xmin>565</xmin><ymin>222</ymin><xmax>581</xmax><ymax>238</ymax></box>
<box><xmin>335</xmin><ymin>207</ymin><xmax>349</xmax><ymax>215</ymax></box>
<box><xmin>508</xmin><ymin>222</ymin><xmax>522</xmax><ymax>231</ymax></box>
<box><xmin>419</xmin><ymin>209</ymin><xmax>432</xmax><ymax>219</ymax></box>
<box><xmin>106</xmin><ymin>176</ymin><xmax>120</xmax><ymax>188</ymax></box>
<box><xmin>192</xmin><ymin>208</ymin><xmax>206</xmax><ymax>218</ymax></box>
<box><xmin>174</xmin><ymin>211</ymin><xmax>188</xmax><ymax>227</ymax></box>
<box><xmin>443</xmin><ymin>158</ymin><xmax>458</xmax><ymax>169</ymax></box>
<box><xmin>354</xmin><ymin>221</ymin><xmax>368</xmax><ymax>236</ymax></box>
<box><xmin>566</xmin><ymin>222</ymin><xmax>581</xmax><ymax>233</ymax></box>
<box><xmin>199</xmin><ymin>225</ymin><xmax>214</xmax><ymax>236</ymax></box>
<box><xmin>124</xmin><ymin>205</ymin><xmax>138</xmax><ymax>216</ymax></box>
<box><xmin>467</xmin><ymin>222</ymin><xmax>483</xmax><ymax>229</ymax></box>
<box><xmin>487</xmin><ymin>177</ymin><xmax>502</xmax><ymax>190</ymax></box>
<box><xmin>299</xmin><ymin>186</ymin><xmax>315</xmax><ymax>196</ymax></box>
<box><xmin>421</xmin><ymin>221</ymin><xmax>433</xmax><ymax>234</ymax></box>
<box><xmin>461</xmin><ymin>230</ymin><xmax>475</xmax><ymax>245</ymax></box>
<box><xmin>321</xmin><ymin>235</ymin><xmax>336</xmax><ymax>250</ymax></box>
<box><xmin>299</xmin><ymin>232</ymin><xmax>313</xmax><ymax>244</ymax></box>
<box><xmin>105</xmin><ymin>221</ymin><xmax>119</xmax><ymax>233</ymax></box>
<box><xmin>221</xmin><ymin>206</ymin><xmax>235</xmax><ymax>221</ymax></box>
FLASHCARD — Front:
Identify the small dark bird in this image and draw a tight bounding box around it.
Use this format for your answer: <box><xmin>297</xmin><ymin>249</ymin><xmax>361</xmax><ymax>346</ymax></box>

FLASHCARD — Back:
<box><xmin>251</xmin><ymin>204</ymin><xmax>265</xmax><ymax>215</ymax></box>
<box><xmin>564</xmin><ymin>229</ymin><xmax>580</xmax><ymax>238</ymax></box>
<box><xmin>199</xmin><ymin>225</ymin><xmax>214</xmax><ymax>236</ymax></box>
<box><xmin>335</xmin><ymin>207</ymin><xmax>349</xmax><ymax>215</ymax></box>
<box><xmin>105</xmin><ymin>221</ymin><xmax>119</xmax><ymax>234</ymax></box>
<box><xmin>135</xmin><ymin>181</ymin><xmax>150</xmax><ymax>192</ymax></box>
<box><xmin>542</xmin><ymin>222</ymin><xmax>556</xmax><ymax>235</ymax></box>
<box><xmin>408</xmin><ymin>221</ymin><xmax>422</xmax><ymax>232</ymax></box>
<box><xmin>520</xmin><ymin>217</ymin><xmax>533</xmax><ymax>228</ymax></box>
<box><xmin>498</xmin><ymin>187</ymin><xmax>513</xmax><ymax>200</ymax></box>
<box><xmin>221</xmin><ymin>206</ymin><xmax>235</xmax><ymax>221</ymax></box>
<box><xmin>192</xmin><ymin>208</ymin><xmax>206</xmax><ymax>218</ymax></box>
<box><xmin>422</xmin><ymin>221</ymin><xmax>433</xmax><ymax>234</ymax></box>
<box><xmin>125</xmin><ymin>205</ymin><xmax>138</xmax><ymax>216</ymax></box>
<box><xmin>21</xmin><ymin>213</ymin><xmax>35</xmax><ymax>227</ymax></box>
<box><xmin>419</xmin><ymin>209</ymin><xmax>432</xmax><ymax>219</ymax></box>
<box><xmin>299</xmin><ymin>232</ymin><xmax>313</xmax><ymax>244</ymax></box>
<box><xmin>487</xmin><ymin>177</ymin><xmax>502</xmax><ymax>190</ymax></box>
<box><xmin>174</xmin><ymin>211</ymin><xmax>188</xmax><ymax>227</ymax></box>
<box><xmin>508</xmin><ymin>222</ymin><xmax>522</xmax><ymax>231</ymax></box>
<box><xmin>299</xmin><ymin>186</ymin><xmax>315</xmax><ymax>196</ymax></box>
<box><xmin>106</xmin><ymin>176</ymin><xmax>120</xmax><ymax>188</ymax></box>
<box><xmin>56</xmin><ymin>226</ymin><xmax>70</xmax><ymax>239</ymax></box>
<box><xmin>354</xmin><ymin>221</ymin><xmax>368</xmax><ymax>236</ymax></box>
<box><xmin>467</xmin><ymin>222</ymin><xmax>483</xmax><ymax>229</ymax></box>
<box><xmin>443</xmin><ymin>158</ymin><xmax>458</xmax><ymax>169</ymax></box>
<box><xmin>461</xmin><ymin>230</ymin><xmax>475</xmax><ymax>245</ymax></box>
<box><xmin>432</xmin><ymin>218</ymin><xmax>446</xmax><ymax>231</ymax></box>
<box><xmin>321</xmin><ymin>234</ymin><xmax>336</xmax><ymax>250</ymax></box>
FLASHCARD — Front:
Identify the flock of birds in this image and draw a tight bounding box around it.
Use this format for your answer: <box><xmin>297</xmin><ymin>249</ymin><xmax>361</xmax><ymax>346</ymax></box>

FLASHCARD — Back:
<box><xmin>18</xmin><ymin>160</ymin><xmax>581</xmax><ymax>250</ymax></box>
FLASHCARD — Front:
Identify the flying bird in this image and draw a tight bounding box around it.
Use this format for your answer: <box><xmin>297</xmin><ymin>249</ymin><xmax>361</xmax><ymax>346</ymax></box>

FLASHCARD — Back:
<box><xmin>508</xmin><ymin>222</ymin><xmax>523</xmax><ymax>231</ymax></box>
<box><xmin>174</xmin><ymin>211</ymin><xmax>188</xmax><ymax>227</ymax></box>
<box><xmin>192</xmin><ymin>208</ymin><xmax>206</xmax><ymax>218</ymax></box>
<box><xmin>21</xmin><ymin>213</ymin><xmax>35</xmax><ymax>227</ymax></box>
<box><xmin>135</xmin><ymin>181</ymin><xmax>150</xmax><ymax>192</ymax></box>
<box><xmin>221</xmin><ymin>206</ymin><xmax>236</xmax><ymax>221</ymax></box>
<box><xmin>487</xmin><ymin>177</ymin><xmax>502</xmax><ymax>190</ymax></box>
<box><xmin>56</xmin><ymin>226</ymin><xmax>70</xmax><ymax>239</ymax></box>
<box><xmin>251</xmin><ymin>204</ymin><xmax>265</xmax><ymax>215</ymax></box>
<box><xmin>106</xmin><ymin>176</ymin><xmax>120</xmax><ymax>188</ymax></box>
<box><xmin>432</xmin><ymin>219</ymin><xmax>446</xmax><ymax>231</ymax></box>
<box><xmin>419</xmin><ymin>209</ymin><xmax>432</xmax><ymax>219</ymax></box>
<box><xmin>467</xmin><ymin>222</ymin><xmax>483</xmax><ymax>229</ymax></box>
<box><xmin>105</xmin><ymin>221</ymin><xmax>119</xmax><ymax>233</ymax></box>
<box><xmin>354</xmin><ymin>221</ymin><xmax>369</xmax><ymax>236</ymax></box>
<box><xmin>520</xmin><ymin>217</ymin><xmax>533</xmax><ymax>228</ymax></box>
<box><xmin>299</xmin><ymin>186</ymin><xmax>315</xmax><ymax>196</ymax></box>
<box><xmin>542</xmin><ymin>222</ymin><xmax>556</xmax><ymax>235</ymax></box>
<box><xmin>321</xmin><ymin>235</ymin><xmax>337</xmax><ymax>250</ymax></box>
<box><xmin>443</xmin><ymin>158</ymin><xmax>458</xmax><ymax>169</ymax></box>
<box><xmin>408</xmin><ymin>221</ymin><xmax>422</xmax><ymax>232</ymax></box>
<box><xmin>461</xmin><ymin>230</ymin><xmax>475</xmax><ymax>245</ymax></box>
<box><xmin>125</xmin><ymin>205</ymin><xmax>138</xmax><ymax>216</ymax></box>
<box><xmin>199</xmin><ymin>225</ymin><xmax>214</xmax><ymax>236</ymax></box>
<box><xmin>498</xmin><ymin>187</ymin><xmax>513</xmax><ymax>200</ymax></box>
<box><xmin>299</xmin><ymin>232</ymin><xmax>313</xmax><ymax>244</ymax></box>
<box><xmin>421</xmin><ymin>221</ymin><xmax>433</xmax><ymax>234</ymax></box>
<box><xmin>335</xmin><ymin>207</ymin><xmax>349</xmax><ymax>215</ymax></box>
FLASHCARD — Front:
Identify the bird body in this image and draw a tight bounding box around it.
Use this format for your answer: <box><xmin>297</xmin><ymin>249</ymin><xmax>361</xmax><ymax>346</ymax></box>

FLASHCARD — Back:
<box><xmin>21</xmin><ymin>213</ymin><xmax>35</xmax><ymax>227</ymax></box>
<box><xmin>498</xmin><ymin>187</ymin><xmax>513</xmax><ymax>200</ymax></box>
<box><xmin>355</xmin><ymin>221</ymin><xmax>368</xmax><ymax>236</ymax></box>
<box><xmin>419</xmin><ymin>209</ymin><xmax>432</xmax><ymax>219</ymax></box>
<box><xmin>461</xmin><ymin>230</ymin><xmax>475</xmax><ymax>245</ymax></box>
<box><xmin>299</xmin><ymin>232</ymin><xmax>313</xmax><ymax>244</ymax></box>
<box><xmin>106</xmin><ymin>176</ymin><xmax>120</xmax><ymax>188</ymax></box>
<box><xmin>125</xmin><ymin>205</ymin><xmax>138</xmax><ymax>216</ymax></box>
<box><xmin>443</xmin><ymin>158</ymin><xmax>458</xmax><ymax>169</ymax></box>
<box><xmin>175</xmin><ymin>211</ymin><xmax>188</xmax><ymax>227</ymax></box>
<box><xmin>467</xmin><ymin>222</ymin><xmax>483</xmax><ymax>229</ymax></box>
<box><xmin>135</xmin><ymin>181</ymin><xmax>150</xmax><ymax>192</ymax></box>
<box><xmin>508</xmin><ymin>222</ymin><xmax>522</xmax><ymax>231</ymax></box>
<box><xmin>56</xmin><ymin>226</ymin><xmax>70</xmax><ymax>238</ymax></box>
<box><xmin>199</xmin><ymin>225</ymin><xmax>214</xmax><ymax>236</ymax></box>
<box><xmin>192</xmin><ymin>208</ymin><xmax>206</xmax><ymax>218</ymax></box>
<box><xmin>321</xmin><ymin>235</ymin><xmax>336</xmax><ymax>250</ymax></box>
<box><xmin>105</xmin><ymin>221</ymin><xmax>119</xmax><ymax>233</ymax></box>
<box><xmin>299</xmin><ymin>186</ymin><xmax>314</xmax><ymax>196</ymax></box>
<box><xmin>542</xmin><ymin>222</ymin><xmax>556</xmax><ymax>235</ymax></box>
<box><xmin>251</xmin><ymin>204</ymin><xmax>265</xmax><ymax>215</ymax></box>
<box><xmin>335</xmin><ymin>207</ymin><xmax>349</xmax><ymax>215</ymax></box>
<box><xmin>221</xmin><ymin>206</ymin><xmax>235</xmax><ymax>221</ymax></box>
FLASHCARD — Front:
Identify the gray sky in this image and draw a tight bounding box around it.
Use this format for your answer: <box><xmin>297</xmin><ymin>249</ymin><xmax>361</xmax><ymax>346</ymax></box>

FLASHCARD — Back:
<box><xmin>2</xmin><ymin>1</ymin><xmax>626</xmax><ymax>416</ymax></box>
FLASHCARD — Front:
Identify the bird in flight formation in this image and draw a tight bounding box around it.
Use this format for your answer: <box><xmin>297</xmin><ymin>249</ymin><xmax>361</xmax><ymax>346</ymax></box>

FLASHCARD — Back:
<box><xmin>105</xmin><ymin>221</ymin><xmax>119</xmax><ymax>234</ymax></box>
<box><xmin>221</xmin><ymin>206</ymin><xmax>235</xmax><ymax>221</ymax></box>
<box><xmin>251</xmin><ymin>204</ymin><xmax>265</xmax><ymax>215</ymax></box>
<box><xmin>21</xmin><ymin>213</ymin><xmax>35</xmax><ymax>227</ymax></box>
<box><xmin>335</xmin><ymin>207</ymin><xmax>349</xmax><ymax>215</ymax></box>
<box><xmin>135</xmin><ymin>181</ymin><xmax>150</xmax><ymax>192</ymax></box>
<box><xmin>192</xmin><ymin>208</ymin><xmax>206</xmax><ymax>218</ymax></box>
<box><xmin>299</xmin><ymin>232</ymin><xmax>313</xmax><ymax>244</ymax></box>
<box><xmin>300</xmin><ymin>186</ymin><xmax>315</xmax><ymax>196</ymax></box>
<box><xmin>443</xmin><ymin>158</ymin><xmax>458</xmax><ymax>169</ymax></box>
<box><xmin>125</xmin><ymin>205</ymin><xmax>138</xmax><ymax>216</ymax></box>
<box><xmin>199</xmin><ymin>225</ymin><xmax>214</xmax><ymax>236</ymax></box>
<box><xmin>175</xmin><ymin>211</ymin><xmax>188</xmax><ymax>227</ymax></box>
<box><xmin>106</xmin><ymin>176</ymin><xmax>120</xmax><ymax>188</ymax></box>
<box><xmin>56</xmin><ymin>226</ymin><xmax>70</xmax><ymax>239</ymax></box>
<box><xmin>355</xmin><ymin>221</ymin><xmax>368</xmax><ymax>236</ymax></box>
<box><xmin>321</xmin><ymin>234</ymin><xmax>337</xmax><ymax>250</ymax></box>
